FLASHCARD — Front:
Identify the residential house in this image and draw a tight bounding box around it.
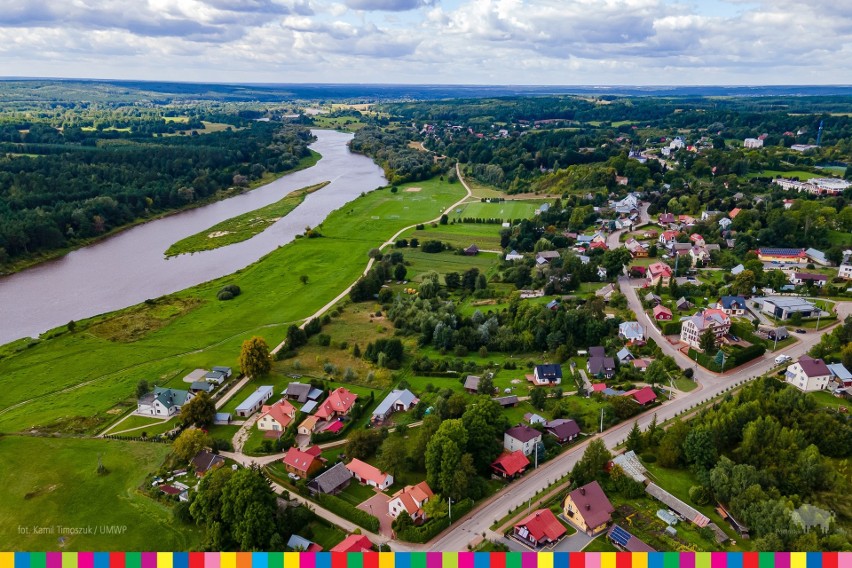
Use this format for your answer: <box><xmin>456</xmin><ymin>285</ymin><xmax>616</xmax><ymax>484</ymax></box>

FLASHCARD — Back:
<box><xmin>535</xmin><ymin>250</ymin><xmax>561</xmax><ymax>265</ymax></box>
<box><xmin>587</xmin><ymin>348</ymin><xmax>616</xmax><ymax>379</ymax></box>
<box><xmin>137</xmin><ymin>387</ymin><xmax>194</xmax><ymax>417</ymax></box>
<box><xmin>689</xmin><ymin>234</ymin><xmax>705</xmax><ymax>246</ymax></box>
<box><xmin>718</xmin><ymin>217</ymin><xmax>733</xmax><ymax>230</ymax></box>
<box><xmin>286</xmin><ymin>535</ymin><xmax>322</xmax><ymax>553</ymax></box>
<box><xmin>690</xmin><ymin>246</ymin><xmax>710</xmax><ymax>266</ymax></box>
<box><xmin>530</xmin><ymin>364</ymin><xmax>562</xmax><ymax>386</ymax></box>
<box><xmin>756</xmin><ymin>248</ymin><xmax>808</xmax><ymax>264</ymax></box>
<box><xmin>281</xmin><ymin>446</ymin><xmax>323</xmax><ymax>479</ymax></box>
<box><xmin>514</xmin><ymin>509</ymin><xmax>567</xmax><ymax>548</ymax></box>
<box><xmin>675</xmin><ymin>297</ymin><xmax>693</xmax><ymax>311</ymax></box>
<box><xmin>463</xmin><ymin>375</ymin><xmax>481</xmax><ymax>394</ymax></box>
<box><xmin>616</xmin><ymin>347</ymin><xmax>634</xmax><ymax>363</ymax></box>
<box><xmin>504</xmin><ymin>425</ymin><xmax>543</xmax><ymax>456</ymax></box>
<box><xmin>644</xmin><ymin>292</ymin><xmax>662</xmax><ymax>306</ymax></box>
<box><xmin>506</xmin><ymin>250</ymin><xmax>524</xmax><ymax>262</ymax></box>
<box><xmin>257</xmin><ymin>399</ymin><xmax>298</xmax><ymax>433</ymax></box>
<box><xmin>647</xmin><ymin>262</ymin><xmax>673</xmax><ymax>286</ymax></box>
<box><xmin>790</xmin><ymin>272</ymin><xmax>828</xmax><ymax>288</ymax></box>
<box><xmin>189</xmin><ymin>381</ymin><xmax>214</xmax><ymax>394</ymax></box>
<box><xmin>204</xmin><ymin>367</ymin><xmax>231</xmax><ymax>385</ymax></box>
<box><xmin>563</xmin><ymin>481</ymin><xmax>615</xmax><ymax>536</ymax></box>
<box><xmin>314</xmin><ymin>387</ymin><xmax>358</xmax><ymax>421</ymax></box>
<box><xmin>731</xmin><ymin>264</ymin><xmax>745</xmax><ymax>276</ymax></box>
<box><xmin>284</xmin><ymin>382</ymin><xmax>323</xmax><ymax>404</ymax></box>
<box><xmin>626</xmin><ymin>386</ymin><xmax>657</xmax><ymax>406</ymax></box>
<box><xmin>346</xmin><ymin>458</ymin><xmax>393</xmax><ymax>490</ymax></box>
<box><xmin>235</xmin><ymin>385</ymin><xmax>274</xmax><ymax>418</ymax></box>
<box><xmin>524</xmin><ymin>412</ymin><xmax>547</xmax><ymax>425</ymax></box>
<box><xmin>371</xmin><ymin>389</ymin><xmax>419</xmax><ymax>423</ymax></box>
<box><xmin>607</xmin><ymin>525</ymin><xmax>656</xmax><ymax>553</ymax></box>
<box><xmin>463</xmin><ymin>244</ymin><xmax>479</xmax><ymax>256</ymax></box>
<box><xmin>625</xmin><ymin>238</ymin><xmax>648</xmax><ymax>258</ymax></box>
<box><xmin>298</xmin><ymin>415</ymin><xmax>320</xmax><ymax>436</ymax></box>
<box><xmin>388</xmin><ymin>481</ymin><xmax>434</xmax><ymax>523</ymax></box>
<box><xmin>491</xmin><ymin>450</ymin><xmax>530</xmax><ymax>479</ymax></box>
<box><xmin>330</xmin><ymin>535</ymin><xmax>373</xmax><ymax>553</ymax></box>
<box><xmin>785</xmin><ymin>357</ymin><xmax>832</xmax><ymax>392</ymax></box>
<box><xmin>652</xmin><ymin>305</ymin><xmax>673</xmax><ymax>321</ymax></box>
<box><xmin>493</xmin><ymin>395</ymin><xmax>519</xmax><ymax>408</ymax></box>
<box><xmin>679</xmin><ymin>214</ymin><xmax>696</xmax><ymax>227</ymax></box>
<box><xmin>596</xmin><ymin>283</ymin><xmax>617</xmax><ymax>301</ymax></box>
<box><xmin>701</xmin><ymin>210</ymin><xmax>722</xmax><ymax>221</ymax></box>
<box><xmin>632</xmin><ymin>358</ymin><xmax>653</xmax><ymax>372</ymax></box>
<box><xmin>828</xmin><ymin>363</ymin><xmax>852</xmax><ymax>389</ymax></box>
<box><xmin>192</xmin><ymin>450</ymin><xmax>224</xmax><ymax>478</ymax></box>
<box><xmin>658</xmin><ymin>213</ymin><xmax>676</xmax><ymax>226</ymax></box>
<box><xmin>717</xmin><ymin>296</ymin><xmax>748</xmax><ymax>316</ymax></box>
<box><xmin>729</xmin><ymin>208</ymin><xmax>742</xmax><ymax>219</ymax></box>
<box><xmin>839</xmin><ymin>253</ymin><xmax>852</xmax><ymax>280</ymax></box>
<box><xmin>680</xmin><ymin>309</ymin><xmax>731</xmax><ymax>350</ymax></box>
<box><xmin>618</xmin><ymin>322</ymin><xmax>645</xmax><ymax>342</ymax></box>
<box><xmin>761</xmin><ymin>297</ymin><xmax>819</xmax><ymax>320</ymax></box>
<box><xmin>643</xmin><ymin>229</ymin><xmax>659</xmax><ymax>239</ymax></box>
<box><xmin>307</xmin><ymin>462</ymin><xmax>353</xmax><ymax>495</ymax></box>
<box><xmin>744</xmin><ymin>138</ymin><xmax>763</xmax><ymax>148</ymax></box>
<box><xmin>590</xmin><ymin>241</ymin><xmax>608</xmax><ymax>252</ymax></box>
<box><xmin>546</xmin><ymin>418</ymin><xmax>581</xmax><ymax>444</ymax></box>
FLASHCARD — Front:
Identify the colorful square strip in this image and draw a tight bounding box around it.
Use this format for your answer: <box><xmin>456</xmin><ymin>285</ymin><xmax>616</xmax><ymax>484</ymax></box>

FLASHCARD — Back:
<box><xmin>0</xmin><ymin>552</ymin><xmax>848</xmax><ymax>568</ymax></box>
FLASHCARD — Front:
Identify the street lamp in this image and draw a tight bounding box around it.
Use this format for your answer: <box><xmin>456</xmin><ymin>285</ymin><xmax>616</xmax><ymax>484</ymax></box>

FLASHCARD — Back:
<box><xmin>448</xmin><ymin>497</ymin><xmax>454</xmax><ymax>525</ymax></box>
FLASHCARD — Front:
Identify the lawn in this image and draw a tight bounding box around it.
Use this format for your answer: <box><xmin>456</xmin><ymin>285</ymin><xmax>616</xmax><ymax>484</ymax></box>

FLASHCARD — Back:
<box><xmin>404</xmin><ymin>249</ymin><xmax>498</xmax><ymax>282</ymax></box>
<box><xmin>449</xmin><ymin>200</ymin><xmax>545</xmax><ymax>222</ymax></box>
<box><xmin>0</xmin><ymin>176</ymin><xmax>466</xmax><ymax>434</ymax></box>
<box><xmin>104</xmin><ymin>415</ymin><xmax>171</xmax><ymax>434</ymax></box>
<box><xmin>400</xmin><ymin>222</ymin><xmax>503</xmax><ymax>251</ymax></box>
<box><xmin>165</xmin><ymin>181</ymin><xmax>330</xmax><ymax>256</ymax></box>
<box><xmin>337</xmin><ymin>481</ymin><xmax>378</xmax><ymax>506</ymax></box>
<box><xmin>310</xmin><ymin>116</ymin><xmax>366</xmax><ymax>132</ymax></box>
<box><xmin>828</xmin><ymin>230</ymin><xmax>852</xmax><ymax>247</ymax></box>
<box><xmin>747</xmin><ymin>169</ymin><xmax>820</xmax><ymax>180</ymax></box>
<box><xmin>306</xmin><ymin>521</ymin><xmax>346</xmax><ymax>550</ymax></box>
<box><xmin>583</xmin><ymin>537</ymin><xmax>618</xmax><ymax>552</ymax></box>
<box><xmin>807</xmin><ymin>390</ymin><xmax>848</xmax><ymax>410</ymax></box>
<box><xmin>0</xmin><ymin>436</ymin><xmax>202</xmax><ymax>551</ymax></box>
<box><xmin>464</xmin><ymin>179</ymin><xmax>505</xmax><ymax>199</ymax></box>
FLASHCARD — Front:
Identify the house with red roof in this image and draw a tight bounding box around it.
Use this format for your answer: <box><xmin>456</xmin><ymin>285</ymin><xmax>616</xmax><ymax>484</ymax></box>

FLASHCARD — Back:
<box><xmin>513</xmin><ymin>509</ymin><xmax>567</xmax><ymax>549</ymax></box>
<box><xmin>345</xmin><ymin>458</ymin><xmax>393</xmax><ymax>490</ymax></box>
<box><xmin>314</xmin><ymin>387</ymin><xmax>358</xmax><ymax>421</ymax></box>
<box><xmin>257</xmin><ymin>399</ymin><xmax>298</xmax><ymax>434</ymax></box>
<box><xmin>658</xmin><ymin>230</ymin><xmax>679</xmax><ymax>246</ymax></box>
<box><xmin>625</xmin><ymin>386</ymin><xmax>657</xmax><ymax>406</ymax></box>
<box><xmin>330</xmin><ymin>534</ymin><xmax>373</xmax><ymax>553</ymax></box>
<box><xmin>563</xmin><ymin>481</ymin><xmax>615</xmax><ymax>536</ymax></box>
<box><xmin>491</xmin><ymin>450</ymin><xmax>530</xmax><ymax>479</ymax></box>
<box><xmin>388</xmin><ymin>481</ymin><xmax>434</xmax><ymax>523</ymax></box>
<box><xmin>729</xmin><ymin>208</ymin><xmax>742</xmax><ymax>219</ymax></box>
<box><xmin>281</xmin><ymin>445</ymin><xmax>324</xmax><ymax>479</ymax></box>
<box><xmin>652</xmin><ymin>305</ymin><xmax>673</xmax><ymax>321</ymax></box>
<box><xmin>591</xmin><ymin>383</ymin><xmax>607</xmax><ymax>393</ymax></box>
<box><xmin>590</xmin><ymin>240</ymin><xmax>608</xmax><ymax>251</ymax></box>
<box><xmin>689</xmin><ymin>234</ymin><xmax>705</xmax><ymax>246</ymax></box>
<box><xmin>646</xmin><ymin>262</ymin><xmax>673</xmax><ymax>286</ymax></box>
<box><xmin>658</xmin><ymin>213</ymin><xmax>676</xmax><ymax>226</ymax></box>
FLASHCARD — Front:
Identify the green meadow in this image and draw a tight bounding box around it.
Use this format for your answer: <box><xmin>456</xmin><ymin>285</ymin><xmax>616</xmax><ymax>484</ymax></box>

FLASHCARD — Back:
<box><xmin>165</xmin><ymin>181</ymin><xmax>330</xmax><ymax>256</ymax></box>
<box><xmin>0</xmin><ymin>177</ymin><xmax>466</xmax><ymax>434</ymax></box>
<box><xmin>449</xmin><ymin>200</ymin><xmax>547</xmax><ymax>221</ymax></box>
<box><xmin>0</xmin><ymin>436</ymin><xmax>201</xmax><ymax>551</ymax></box>
<box><xmin>399</xmin><ymin>222</ymin><xmax>503</xmax><ymax>250</ymax></box>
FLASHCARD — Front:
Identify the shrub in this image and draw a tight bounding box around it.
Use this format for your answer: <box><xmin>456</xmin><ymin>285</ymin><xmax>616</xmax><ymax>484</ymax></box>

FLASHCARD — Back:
<box><xmin>317</xmin><ymin>334</ymin><xmax>332</xmax><ymax>347</ymax></box>
<box><xmin>217</xmin><ymin>284</ymin><xmax>241</xmax><ymax>300</ymax></box>
<box><xmin>642</xmin><ymin>453</ymin><xmax>657</xmax><ymax>463</ymax></box>
<box><xmin>395</xmin><ymin>499</ymin><xmax>473</xmax><ymax>543</ymax></box>
<box><xmin>659</xmin><ymin>320</ymin><xmax>683</xmax><ymax>335</ymax></box>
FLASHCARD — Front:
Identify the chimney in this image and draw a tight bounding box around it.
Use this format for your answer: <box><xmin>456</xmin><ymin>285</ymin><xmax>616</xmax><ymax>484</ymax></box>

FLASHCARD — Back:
<box><xmin>586</xmin><ymin>504</ymin><xmax>591</xmax><ymax>511</ymax></box>
<box><xmin>580</xmin><ymin>487</ymin><xmax>585</xmax><ymax>495</ymax></box>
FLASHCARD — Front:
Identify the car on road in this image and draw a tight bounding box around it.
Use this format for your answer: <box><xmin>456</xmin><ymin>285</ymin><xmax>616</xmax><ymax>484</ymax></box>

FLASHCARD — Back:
<box><xmin>775</xmin><ymin>354</ymin><xmax>792</xmax><ymax>364</ymax></box>
<box><xmin>795</xmin><ymin>328</ymin><xmax>807</xmax><ymax>334</ymax></box>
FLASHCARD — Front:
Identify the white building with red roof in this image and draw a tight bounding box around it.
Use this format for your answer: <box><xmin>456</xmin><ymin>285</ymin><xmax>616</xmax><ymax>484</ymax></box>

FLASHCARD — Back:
<box><xmin>257</xmin><ymin>399</ymin><xmax>298</xmax><ymax>433</ymax></box>
<box><xmin>514</xmin><ymin>508</ymin><xmax>567</xmax><ymax>548</ymax></box>
<box><xmin>647</xmin><ymin>262</ymin><xmax>673</xmax><ymax>286</ymax></box>
<box><xmin>388</xmin><ymin>481</ymin><xmax>434</xmax><ymax>522</ymax></box>
<box><xmin>315</xmin><ymin>387</ymin><xmax>358</xmax><ymax>421</ymax></box>
<box><xmin>345</xmin><ymin>458</ymin><xmax>393</xmax><ymax>490</ymax></box>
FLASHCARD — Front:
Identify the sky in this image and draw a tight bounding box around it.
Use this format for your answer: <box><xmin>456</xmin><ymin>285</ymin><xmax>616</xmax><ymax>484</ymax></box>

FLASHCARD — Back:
<box><xmin>1</xmin><ymin>0</ymin><xmax>851</xmax><ymax>85</ymax></box>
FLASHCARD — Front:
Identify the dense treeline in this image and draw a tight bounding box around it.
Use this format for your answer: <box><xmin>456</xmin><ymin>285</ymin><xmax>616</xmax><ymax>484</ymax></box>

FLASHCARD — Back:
<box><xmin>644</xmin><ymin>378</ymin><xmax>851</xmax><ymax>551</ymax></box>
<box><xmin>349</xmin><ymin>126</ymin><xmax>444</xmax><ymax>184</ymax></box>
<box><xmin>0</xmin><ymin>122</ymin><xmax>313</xmax><ymax>268</ymax></box>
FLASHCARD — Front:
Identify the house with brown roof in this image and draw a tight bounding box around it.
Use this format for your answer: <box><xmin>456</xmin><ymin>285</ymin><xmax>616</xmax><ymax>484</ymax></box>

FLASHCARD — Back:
<box><xmin>563</xmin><ymin>480</ymin><xmax>614</xmax><ymax>535</ymax></box>
<box><xmin>504</xmin><ymin>425</ymin><xmax>542</xmax><ymax>456</ymax></box>
<box><xmin>346</xmin><ymin>458</ymin><xmax>393</xmax><ymax>490</ymax></box>
<box><xmin>463</xmin><ymin>375</ymin><xmax>481</xmax><ymax>393</ymax></box>
<box><xmin>314</xmin><ymin>387</ymin><xmax>358</xmax><ymax>421</ymax></box>
<box><xmin>298</xmin><ymin>415</ymin><xmax>320</xmax><ymax>436</ymax></box>
<box><xmin>513</xmin><ymin>509</ymin><xmax>567</xmax><ymax>549</ymax></box>
<box><xmin>545</xmin><ymin>418</ymin><xmax>581</xmax><ymax>444</ymax></box>
<box><xmin>490</xmin><ymin>450</ymin><xmax>530</xmax><ymax>479</ymax></box>
<box><xmin>257</xmin><ymin>399</ymin><xmax>298</xmax><ymax>434</ymax></box>
<box><xmin>785</xmin><ymin>356</ymin><xmax>832</xmax><ymax>392</ymax></box>
<box><xmin>388</xmin><ymin>481</ymin><xmax>434</xmax><ymax>523</ymax></box>
<box><xmin>281</xmin><ymin>445</ymin><xmax>324</xmax><ymax>479</ymax></box>
<box><xmin>191</xmin><ymin>450</ymin><xmax>225</xmax><ymax>478</ymax></box>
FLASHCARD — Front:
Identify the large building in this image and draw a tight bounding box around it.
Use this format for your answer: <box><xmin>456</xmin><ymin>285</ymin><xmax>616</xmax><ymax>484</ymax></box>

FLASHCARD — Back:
<box><xmin>756</xmin><ymin>248</ymin><xmax>808</xmax><ymax>264</ymax></box>
<box><xmin>680</xmin><ymin>309</ymin><xmax>731</xmax><ymax>350</ymax></box>
<box><xmin>773</xmin><ymin>177</ymin><xmax>851</xmax><ymax>196</ymax></box>
<box><xmin>743</xmin><ymin>138</ymin><xmax>764</xmax><ymax>149</ymax></box>
<box><xmin>504</xmin><ymin>425</ymin><xmax>543</xmax><ymax>456</ymax></box>
<box><xmin>760</xmin><ymin>297</ymin><xmax>819</xmax><ymax>320</ymax></box>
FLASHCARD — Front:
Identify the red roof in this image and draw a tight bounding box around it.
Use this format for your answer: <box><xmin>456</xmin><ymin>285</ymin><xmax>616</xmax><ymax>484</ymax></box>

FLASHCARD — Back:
<box><xmin>515</xmin><ymin>508</ymin><xmax>566</xmax><ymax>543</ymax></box>
<box><xmin>324</xmin><ymin>420</ymin><xmax>344</xmax><ymax>433</ymax></box>
<box><xmin>491</xmin><ymin>450</ymin><xmax>530</xmax><ymax>477</ymax></box>
<box><xmin>315</xmin><ymin>387</ymin><xmax>358</xmax><ymax>420</ymax></box>
<box><xmin>331</xmin><ymin>534</ymin><xmax>373</xmax><ymax>553</ymax></box>
<box><xmin>259</xmin><ymin>399</ymin><xmax>297</xmax><ymax>428</ymax></box>
<box><xmin>304</xmin><ymin>445</ymin><xmax>322</xmax><ymax>457</ymax></box>
<box><xmin>590</xmin><ymin>241</ymin><xmax>608</xmax><ymax>250</ymax></box>
<box><xmin>282</xmin><ymin>447</ymin><xmax>321</xmax><ymax>473</ymax></box>
<box><xmin>159</xmin><ymin>485</ymin><xmax>181</xmax><ymax>495</ymax></box>
<box><xmin>345</xmin><ymin>458</ymin><xmax>390</xmax><ymax>486</ymax></box>
<box><xmin>729</xmin><ymin>208</ymin><xmax>742</xmax><ymax>218</ymax></box>
<box><xmin>592</xmin><ymin>383</ymin><xmax>607</xmax><ymax>392</ymax></box>
<box><xmin>629</xmin><ymin>386</ymin><xmax>657</xmax><ymax>405</ymax></box>
<box><xmin>653</xmin><ymin>305</ymin><xmax>672</xmax><ymax>319</ymax></box>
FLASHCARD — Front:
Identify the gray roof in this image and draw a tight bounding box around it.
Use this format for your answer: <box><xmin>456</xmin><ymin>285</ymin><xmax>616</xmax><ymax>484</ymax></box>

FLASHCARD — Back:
<box><xmin>611</xmin><ymin>450</ymin><xmax>647</xmax><ymax>483</ymax></box>
<box><xmin>806</xmin><ymin>248</ymin><xmax>827</xmax><ymax>262</ymax></box>
<box><xmin>731</xmin><ymin>264</ymin><xmax>745</xmax><ymax>275</ymax></box>
<box><xmin>307</xmin><ymin>387</ymin><xmax>324</xmax><ymax>400</ymax></box>
<box><xmin>372</xmin><ymin>389</ymin><xmax>418</xmax><ymax>417</ymax></box>
<box><xmin>616</xmin><ymin>348</ymin><xmax>634</xmax><ymax>362</ymax></box>
<box><xmin>307</xmin><ymin>462</ymin><xmax>353</xmax><ymax>494</ymax></box>
<box><xmin>287</xmin><ymin>534</ymin><xmax>315</xmax><ymax>551</ymax></box>
<box><xmin>190</xmin><ymin>381</ymin><xmax>214</xmax><ymax>393</ymax></box>
<box><xmin>828</xmin><ymin>363</ymin><xmax>852</xmax><ymax>381</ymax></box>
<box><xmin>645</xmin><ymin>483</ymin><xmax>710</xmax><ymax>527</ymax></box>
<box><xmin>285</xmin><ymin>382</ymin><xmax>312</xmax><ymax>402</ymax></box>
<box><xmin>464</xmin><ymin>375</ymin><xmax>481</xmax><ymax>390</ymax></box>
<box><xmin>764</xmin><ymin>296</ymin><xmax>817</xmax><ymax>311</ymax></box>
<box><xmin>235</xmin><ymin>385</ymin><xmax>274</xmax><ymax>412</ymax></box>
<box><xmin>204</xmin><ymin>370</ymin><xmax>226</xmax><ymax>382</ymax></box>
<box><xmin>300</xmin><ymin>400</ymin><xmax>318</xmax><ymax>414</ymax></box>
<box><xmin>212</xmin><ymin>366</ymin><xmax>232</xmax><ymax>374</ymax></box>
<box><xmin>493</xmin><ymin>395</ymin><xmax>519</xmax><ymax>406</ymax></box>
<box><xmin>214</xmin><ymin>413</ymin><xmax>231</xmax><ymax>423</ymax></box>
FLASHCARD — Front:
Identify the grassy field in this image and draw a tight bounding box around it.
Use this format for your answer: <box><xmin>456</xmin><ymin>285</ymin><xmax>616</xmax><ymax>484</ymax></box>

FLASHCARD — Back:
<box><xmin>0</xmin><ymin>177</ymin><xmax>466</xmax><ymax>434</ymax></box>
<box><xmin>165</xmin><ymin>181</ymin><xmax>330</xmax><ymax>256</ymax></box>
<box><xmin>0</xmin><ymin>436</ymin><xmax>201</xmax><ymax>551</ymax></box>
<box><xmin>165</xmin><ymin>121</ymin><xmax>241</xmax><ymax>136</ymax></box>
<box><xmin>449</xmin><ymin>200</ymin><xmax>546</xmax><ymax>221</ymax></box>
<box><xmin>310</xmin><ymin>116</ymin><xmax>366</xmax><ymax>132</ymax></box>
<box><xmin>404</xmin><ymin>249</ymin><xmax>499</xmax><ymax>282</ymax></box>
<box><xmin>828</xmin><ymin>230</ymin><xmax>852</xmax><ymax>247</ymax></box>
<box><xmin>463</xmin><ymin>179</ymin><xmax>505</xmax><ymax>199</ymax></box>
<box><xmin>583</xmin><ymin>537</ymin><xmax>618</xmax><ymax>552</ymax></box>
<box><xmin>103</xmin><ymin>415</ymin><xmax>172</xmax><ymax>434</ymax></box>
<box><xmin>747</xmin><ymin>169</ymin><xmax>820</xmax><ymax>180</ymax></box>
<box><xmin>400</xmin><ymin>222</ymin><xmax>503</xmax><ymax>250</ymax></box>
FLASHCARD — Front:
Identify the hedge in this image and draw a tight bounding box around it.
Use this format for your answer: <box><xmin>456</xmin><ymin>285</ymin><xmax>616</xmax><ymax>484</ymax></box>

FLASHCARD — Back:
<box><xmin>727</xmin><ymin>344</ymin><xmax>766</xmax><ymax>367</ymax></box>
<box><xmin>659</xmin><ymin>320</ymin><xmax>683</xmax><ymax>335</ymax></box>
<box><xmin>395</xmin><ymin>499</ymin><xmax>474</xmax><ymax>543</ymax></box>
<box><xmin>317</xmin><ymin>493</ymin><xmax>380</xmax><ymax>533</ymax></box>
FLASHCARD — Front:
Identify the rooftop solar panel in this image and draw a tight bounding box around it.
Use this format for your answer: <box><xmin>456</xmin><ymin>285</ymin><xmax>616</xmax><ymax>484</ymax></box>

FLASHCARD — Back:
<box><xmin>609</xmin><ymin>525</ymin><xmax>632</xmax><ymax>547</ymax></box>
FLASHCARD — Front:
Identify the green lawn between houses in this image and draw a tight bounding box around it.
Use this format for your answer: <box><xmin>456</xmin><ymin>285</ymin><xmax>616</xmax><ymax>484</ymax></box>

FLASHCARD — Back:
<box><xmin>0</xmin><ymin>176</ymin><xmax>466</xmax><ymax>435</ymax></box>
<box><xmin>0</xmin><ymin>436</ymin><xmax>201</xmax><ymax>551</ymax></box>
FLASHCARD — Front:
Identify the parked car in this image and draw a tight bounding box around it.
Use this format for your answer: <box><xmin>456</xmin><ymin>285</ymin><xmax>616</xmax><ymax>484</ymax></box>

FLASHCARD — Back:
<box><xmin>775</xmin><ymin>354</ymin><xmax>792</xmax><ymax>364</ymax></box>
<box><xmin>287</xmin><ymin>473</ymin><xmax>300</xmax><ymax>481</ymax></box>
<box><xmin>795</xmin><ymin>328</ymin><xmax>807</xmax><ymax>334</ymax></box>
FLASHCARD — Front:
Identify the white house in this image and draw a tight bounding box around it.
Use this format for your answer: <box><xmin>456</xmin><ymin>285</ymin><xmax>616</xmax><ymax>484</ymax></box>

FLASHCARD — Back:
<box><xmin>743</xmin><ymin>138</ymin><xmax>764</xmax><ymax>149</ymax></box>
<box><xmin>506</xmin><ymin>250</ymin><xmax>524</xmax><ymax>262</ymax></box>
<box><xmin>785</xmin><ymin>357</ymin><xmax>832</xmax><ymax>392</ymax></box>
<box><xmin>371</xmin><ymin>389</ymin><xmax>419</xmax><ymax>423</ymax></box>
<box><xmin>618</xmin><ymin>322</ymin><xmax>645</xmax><ymax>342</ymax></box>
<box><xmin>137</xmin><ymin>387</ymin><xmax>195</xmax><ymax>416</ymax></box>
<box><xmin>680</xmin><ymin>309</ymin><xmax>731</xmax><ymax>350</ymax></box>
<box><xmin>346</xmin><ymin>458</ymin><xmax>394</xmax><ymax>490</ymax></box>
<box><xmin>388</xmin><ymin>481</ymin><xmax>434</xmax><ymax>523</ymax></box>
<box><xmin>504</xmin><ymin>425</ymin><xmax>543</xmax><ymax>456</ymax></box>
<box><xmin>257</xmin><ymin>399</ymin><xmax>298</xmax><ymax>432</ymax></box>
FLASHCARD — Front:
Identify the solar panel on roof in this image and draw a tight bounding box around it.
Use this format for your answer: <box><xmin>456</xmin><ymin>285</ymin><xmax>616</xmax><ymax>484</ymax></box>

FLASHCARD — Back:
<box><xmin>609</xmin><ymin>525</ymin><xmax>632</xmax><ymax>547</ymax></box>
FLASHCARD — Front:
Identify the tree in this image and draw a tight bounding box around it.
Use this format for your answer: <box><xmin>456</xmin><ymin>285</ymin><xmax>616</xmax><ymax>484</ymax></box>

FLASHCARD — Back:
<box><xmin>377</xmin><ymin>434</ymin><xmax>408</xmax><ymax>479</ymax></box>
<box><xmin>841</xmin><ymin>343</ymin><xmax>852</xmax><ymax>370</ymax></box>
<box><xmin>731</xmin><ymin>269</ymin><xmax>756</xmax><ymax>296</ymax></box>
<box><xmin>530</xmin><ymin>387</ymin><xmax>547</xmax><ymax>410</ymax></box>
<box><xmin>444</xmin><ymin>272</ymin><xmax>461</xmax><ymax>289</ymax></box>
<box><xmin>683</xmin><ymin>427</ymin><xmax>717</xmax><ymax>471</ymax></box>
<box><xmin>135</xmin><ymin>379</ymin><xmax>150</xmax><ymax>399</ymax></box>
<box><xmin>180</xmin><ymin>392</ymin><xmax>216</xmax><ymax>427</ymax></box>
<box><xmin>657</xmin><ymin>419</ymin><xmax>689</xmax><ymax>467</ymax></box>
<box><xmin>699</xmin><ymin>328</ymin><xmax>717</xmax><ymax>354</ymax></box>
<box><xmin>423</xmin><ymin>496</ymin><xmax>448</xmax><ymax>520</ymax></box>
<box><xmin>286</xmin><ymin>325</ymin><xmax>307</xmax><ymax>348</ymax></box>
<box><xmin>645</xmin><ymin>360</ymin><xmax>667</xmax><ymax>387</ymax></box>
<box><xmin>220</xmin><ymin>466</ymin><xmax>278</xmax><ymax>550</ymax></box>
<box><xmin>425</xmin><ymin>419</ymin><xmax>467</xmax><ymax>495</ymax></box>
<box><xmin>461</xmin><ymin>397</ymin><xmax>508</xmax><ymax>473</ymax></box>
<box><xmin>175</xmin><ymin>428</ymin><xmax>210</xmax><ymax>463</ymax></box>
<box><xmin>571</xmin><ymin>439</ymin><xmax>611</xmax><ymax>486</ymax></box>
<box><xmin>393</xmin><ymin>263</ymin><xmax>407</xmax><ymax>281</ymax></box>
<box><xmin>625</xmin><ymin>421</ymin><xmax>643</xmax><ymax>452</ymax></box>
<box><xmin>476</xmin><ymin>374</ymin><xmax>494</xmax><ymax>395</ymax></box>
<box><xmin>345</xmin><ymin>428</ymin><xmax>385</xmax><ymax>461</ymax></box>
<box><xmin>240</xmin><ymin>336</ymin><xmax>271</xmax><ymax>377</ymax></box>
<box><xmin>300</xmin><ymin>275</ymin><xmax>309</xmax><ymax>285</ymax></box>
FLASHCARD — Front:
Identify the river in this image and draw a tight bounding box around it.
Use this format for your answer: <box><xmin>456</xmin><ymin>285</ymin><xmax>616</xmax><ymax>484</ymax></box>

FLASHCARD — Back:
<box><xmin>0</xmin><ymin>130</ymin><xmax>387</xmax><ymax>345</ymax></box>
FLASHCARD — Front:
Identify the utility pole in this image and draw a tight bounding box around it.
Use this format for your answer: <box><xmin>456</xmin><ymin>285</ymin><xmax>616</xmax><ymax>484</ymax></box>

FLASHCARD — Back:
<box><xmin>600</xmin><ymin>408</ymin><xmax>604</xmax><ymax>433</ymax></box>
<box><xmin>448</xmin><ymin>497</ymin><xmax>453</xmax><ymax>525</ymax></box>
<box><xmin>816</xmin><ymin>308</ymin><xmax>822</xmax><ymax>331</ymax></box>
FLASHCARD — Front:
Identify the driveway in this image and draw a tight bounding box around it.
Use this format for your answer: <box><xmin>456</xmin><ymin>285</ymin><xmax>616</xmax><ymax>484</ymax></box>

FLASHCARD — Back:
<box><xmin>358</xmin><ymin>491</ymin><xmax>393</xmax><ymax>537</ymax></box>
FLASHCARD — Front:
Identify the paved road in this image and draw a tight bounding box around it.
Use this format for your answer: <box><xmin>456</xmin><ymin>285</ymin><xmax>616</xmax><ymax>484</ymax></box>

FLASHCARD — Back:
<box><xmin>427</xmin><ymin>283</ymin><xmax>850</xmax><ymax>552</ymax></box>
<box><xmin>605</xmin><ymin>202</ymin><xmax>650</xmax><ymax>250</ymax></box>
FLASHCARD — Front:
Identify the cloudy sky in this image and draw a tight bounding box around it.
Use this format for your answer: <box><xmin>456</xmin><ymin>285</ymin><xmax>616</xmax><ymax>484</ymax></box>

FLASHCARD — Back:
<box><xmin>1</xmin><ymin>0</ymin><xmax>850</xmax><ymax>85</ymax></box>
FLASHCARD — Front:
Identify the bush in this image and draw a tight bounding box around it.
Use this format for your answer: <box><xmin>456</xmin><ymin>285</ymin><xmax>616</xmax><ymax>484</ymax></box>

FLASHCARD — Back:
<box><xmin>217</xmin><ymin>284</ymin><xmax>241</xmax><ymax>300</ymax></box>
<box><xmin>317</xmin><ymin>334</ymin><xmax>332</xmax><ymax>347</ymax></box>
<box><xmin>217</xmin><ymin>290</ymin><xmax>234</xmax><ymax>301</ymax></box>
<box><xmin>317</xmin><ymin>494</ymin><xmax>380</xmax><ymax>532</ymax></box>
<box><xmin>642</xmin><ymin>453</ymin><xmax>657</xmax><ymax>463</ymax></box>
<box><xmin>395</xmin><ymin>499</ymin><xmax>473</xmax><ymax>543</ymax></box>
